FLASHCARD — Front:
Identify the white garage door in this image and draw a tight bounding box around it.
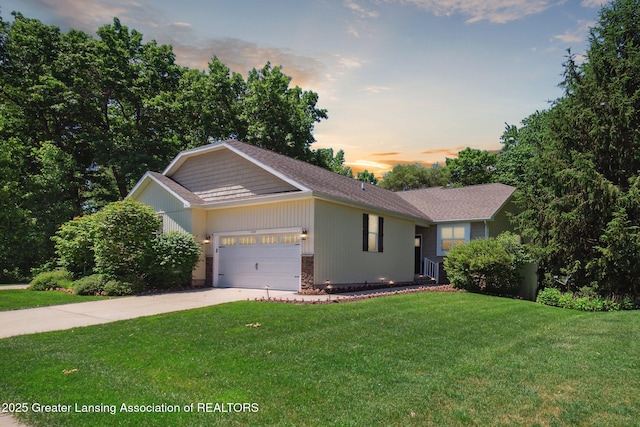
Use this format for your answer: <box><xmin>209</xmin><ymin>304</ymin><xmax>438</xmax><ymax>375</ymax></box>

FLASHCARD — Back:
<box><xmin>217</xmin><ymin>232</ymin><xmax>301</xmax><ymax>291</ymax></box>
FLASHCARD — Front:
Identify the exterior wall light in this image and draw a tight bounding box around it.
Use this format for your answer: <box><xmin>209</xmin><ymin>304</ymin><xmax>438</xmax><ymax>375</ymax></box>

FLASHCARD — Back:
<box><xmin>301</xmin><ymin>228</ymin><xmax>308</xmax><ymax>240</ymax></box>
<box><xmin>203</xmin><ymin>234</ymin><xmax>211</xmax><ymax>244</ymax></box>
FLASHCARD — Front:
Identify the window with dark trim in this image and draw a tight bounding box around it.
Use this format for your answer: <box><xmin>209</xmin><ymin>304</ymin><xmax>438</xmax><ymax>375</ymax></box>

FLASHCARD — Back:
<box><xmin>362</xmin><ymin>213</ymin><xmax>384</xmax><ymax>252</ymax></box>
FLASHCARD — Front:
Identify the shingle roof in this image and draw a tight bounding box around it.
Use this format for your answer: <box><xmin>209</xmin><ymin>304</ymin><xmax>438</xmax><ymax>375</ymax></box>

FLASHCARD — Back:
<box><xmin>136</xmin><ymin>141</ymin><xmax>514</xmax><ymax>224</ymax></box>
<box><xmin>395</xmin><ymin>183</ymin><xmax>515</xmax><ymax>222</ymax></box>
<box><xmin>224</xmin><ymin>140</ymin><xmax>430</xmax><ymax>221</ymax></box>
<box><xmin>147</xmin><ymin>171</ymin><xmax>205</xmax><ymax>206</ymax></box>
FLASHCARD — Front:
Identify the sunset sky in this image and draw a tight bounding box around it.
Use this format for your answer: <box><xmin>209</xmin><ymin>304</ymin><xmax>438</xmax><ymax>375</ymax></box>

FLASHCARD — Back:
<box><xmin>3</xmin><ymin>0</ymin><xmax>605</xmax><ymax>176</ymax></box>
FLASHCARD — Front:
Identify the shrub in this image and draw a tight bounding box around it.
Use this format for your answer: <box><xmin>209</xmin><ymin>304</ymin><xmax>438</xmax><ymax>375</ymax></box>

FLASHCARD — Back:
<box><xmin>73</xmin><ymin>274</ymin><xmax>108</xmax><ymax>296</ymax></box>
<box><xmin>103</xmin><ymin>278</ymin><xmax>145</xmax><ymax>296</ymax></box>
<box><xmin>537</xmin><ymin>287</ymin><xmax>639</xmax><ymax>311</ymax></box>
<box><xmin>444</xmin><ymin>232</ymin><xmax>529</xmax><ymax>294</ymax></box>
<box><xmin>94</xmin><ymin>198</ymin><xmax>161</xmax><ymax>281</ymax></box>
<box><xmin>144</xmin><ymin>232</ymin><xmax>201</xmax><ymax>289</ymax></box>
<box><xmin>558</xmin><ymin>292</ymin><xmax>576</xmax><ymax>309</ymax></box>
<box><xmin>29</xmin><ymin>270</ymin><xmax>73</xmax><ymax>291</ymax></box>
<box><xmin>536</xmin><ymin>287</ymin><xmax>561</xmax><ymax>306</ymax></box>
<box><xmin>52</xmin><ymin>214</ymin><xmax>98</xmax><ymax>277</ymax></box>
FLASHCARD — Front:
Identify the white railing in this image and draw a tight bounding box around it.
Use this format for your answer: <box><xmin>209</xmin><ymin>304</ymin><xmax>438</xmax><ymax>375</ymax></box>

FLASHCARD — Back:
<box><xmin>423</xmin><ymin>257</ymin><xmax>439</xmax><ymax>284</ymax></box>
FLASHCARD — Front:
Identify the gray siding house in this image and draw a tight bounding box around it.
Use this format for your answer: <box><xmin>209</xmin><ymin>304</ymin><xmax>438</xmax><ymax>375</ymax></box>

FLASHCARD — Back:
<box><xmin>129</xmin><ymin>140</ymin><xmax>517</xmax><ymax>290</ymax></box>
<box><xmin>396</xmin><ymin>184</ymin><xmax>517</xmax><ymax>283</ymax></box>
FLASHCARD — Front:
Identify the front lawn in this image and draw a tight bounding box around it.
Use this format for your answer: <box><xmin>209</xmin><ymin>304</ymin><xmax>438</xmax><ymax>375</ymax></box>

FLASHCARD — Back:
<box><xmin>0</xmin><ymin>289</ymin><xmax>111</xmax><ymax>311</ymax></box>
<box><xmin>0</xmin><ymin>292</ymin><xmax>638</xmax><ymax>426</ymax></box>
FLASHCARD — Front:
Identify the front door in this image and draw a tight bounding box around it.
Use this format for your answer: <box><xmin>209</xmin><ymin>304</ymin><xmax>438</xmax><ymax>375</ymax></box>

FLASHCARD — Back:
<box><xmin>414</xmin><ymin>235</ymin><xmax>422</xmax><ymax>275</ymax></box>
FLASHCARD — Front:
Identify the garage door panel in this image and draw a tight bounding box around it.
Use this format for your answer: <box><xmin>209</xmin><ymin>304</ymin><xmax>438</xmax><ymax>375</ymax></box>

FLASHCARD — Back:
<box><xmin>217</xmin><ymin>233</ymin><xmax>301</xmax><ymax>291</ymax></box>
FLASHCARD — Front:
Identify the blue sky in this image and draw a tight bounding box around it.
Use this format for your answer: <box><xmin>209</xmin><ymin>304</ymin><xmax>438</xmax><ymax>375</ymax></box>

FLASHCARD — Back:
<box><xmin>2</xmin><ymin>0</ymin><xmax>605</xmax><ymax>175</ymax></box>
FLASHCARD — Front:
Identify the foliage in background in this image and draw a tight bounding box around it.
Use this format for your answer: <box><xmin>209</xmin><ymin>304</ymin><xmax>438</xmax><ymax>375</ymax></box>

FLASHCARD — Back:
<box><xmin>499</xmin><ymin>0</ymin><xmax>640</xmax><ymax>296</ymax></box>
<box><xmin>356</xmin><ymin>169</ymin><xmax>378</xmax><ymax>185</ymax></box>
<box><xmin>312</xmin><ymin>147</ymin><xmax>353</xmax><ymax>177</ymax></box>
<box><xmin>445</xmin><ymin>147</ymin><xmax>497</xmax><ymax>186</ymax></box>
<box><xmin>28</xmin><ymin>270</ymin><xmax>73</xmax><ymax>291</ymax></box>
<box><xmin>0</xmin><ymin>13</ymin><xmax>328</xmax><ymax>280</ymax></box>
<box><xmin>144</xmin><ymin>231</ymin><xmax>201</xmax><ymax>289</ymax></box>
<box><xmin>379</xmin><ymin>163</ymin><xmax>449</xmax><ymax>191</ymax></box>
<box><xmin>444</xmin><ymin>232</ymin><xmax>530</xmax><ymax>295</ymax></box>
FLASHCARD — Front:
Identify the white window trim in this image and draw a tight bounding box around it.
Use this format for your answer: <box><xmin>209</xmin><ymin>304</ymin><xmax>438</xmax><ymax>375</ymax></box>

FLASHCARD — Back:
<box><xmin>437</xmin><ymin>223</ymin><xmax>471</xmax><ymax>257</ymax></box>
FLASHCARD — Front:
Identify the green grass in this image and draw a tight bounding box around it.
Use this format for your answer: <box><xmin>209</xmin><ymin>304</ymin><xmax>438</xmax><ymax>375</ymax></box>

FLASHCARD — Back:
<box><xmin>1</xmin><ymin>292</ymin><xmax>639</xmax><ymax>426</ymax></box>
<box><xmin>0</xmin><ymin>289</ymin><xmax>111</xmax><ymax>311</ymax></box>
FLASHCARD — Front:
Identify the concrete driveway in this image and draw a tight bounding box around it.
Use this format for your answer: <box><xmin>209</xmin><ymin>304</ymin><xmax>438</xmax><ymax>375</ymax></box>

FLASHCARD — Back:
<box><xmin>0</xmin><ymin>287</ymin><xmax>336</xmax><ymax>340</ymax></box>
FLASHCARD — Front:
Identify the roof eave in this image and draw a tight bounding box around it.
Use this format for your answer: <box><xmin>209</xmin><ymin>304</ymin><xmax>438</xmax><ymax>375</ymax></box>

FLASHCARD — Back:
<box><xmin>312</xmin><ymin>191</ymin><xmax>432</xmax><ymax>225</ymax></box>
<box><xmin>199</xmin><ymin>190</ymin><xmax>313</xmax><ymax>210</ymax></box>
<box><xmin>128</xmin><ymin>172</ymin><xmax>193</xmax><ymax>209</ymax></box>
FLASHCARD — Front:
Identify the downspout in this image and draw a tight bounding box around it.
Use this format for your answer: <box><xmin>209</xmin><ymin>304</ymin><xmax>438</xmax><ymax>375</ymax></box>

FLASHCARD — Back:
<box><xmin>484</xmin><ymin>220</ymin><xmax>489</xmax><ymax>238</ymax></box>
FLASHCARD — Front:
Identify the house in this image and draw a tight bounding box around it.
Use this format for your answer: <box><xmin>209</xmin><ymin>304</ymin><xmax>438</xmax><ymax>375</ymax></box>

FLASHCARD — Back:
<box><xmin>129</xmin><ymin>139</ymin><xmax>517</xmax><ymax>291</ymax></box>
<box><xmin>396</xmin><ymin>183</ymin><xmax>517</xmax><ymax>283</ymax></box>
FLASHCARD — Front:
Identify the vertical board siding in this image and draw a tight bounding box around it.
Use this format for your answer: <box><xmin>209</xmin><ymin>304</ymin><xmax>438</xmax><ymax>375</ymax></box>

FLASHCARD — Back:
<box><xmin>313</xmin><ymin>200</ymin><xmax>414</xmax><ymax>286</ymax></box>
<box><xmin>134</xmin><ymin>181</ymin><xmax>193</xmax><ymax>234</ymax></box>
<box><xmin>206</xmin><ymin>199</ymin><xmax>314</xmax><ymax>254</ymax></box>
<box><xmin>470</xmin><ymin>222</ymin><xmax>486</xmax><ymax>240</ymax></box>
<box><xmin>488</xmin><ymin>202</ymin><xmax>516</xmax><ymax>237</ymax></box>
<box><xmin>170</xmin><ymin>150</ymin><xmax>298</xmax><ymax>202</ymax></box>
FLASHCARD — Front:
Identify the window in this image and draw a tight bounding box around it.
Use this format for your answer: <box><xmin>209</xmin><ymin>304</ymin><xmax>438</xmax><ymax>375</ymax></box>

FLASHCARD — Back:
<box><xmin>238</xmin><ymin>236</ymin><xmax>256</xmax><ymax>245</ymax></box>
<box><xmin>437</xmin><ymin>223</ymin><xmax>470</xmax><ymax>256</ymax></box>
<box><xmin>260</xmin><ymin>235</ymin><xmax>278</xmax><ymax>245</ymax></box>
<box><xmin>280</xmin><ymin>234</ymin><xmax>301</xmax><ymax>244</ymax></box>
<box><xmin>220</xmin><ymin>237</ymin><xmax>236</xmax><ymax>246</ymax></box>
<box><xmin>362</xmin><ymin>213</ymin><xmax>384</xmax><ymax>252</ymax></box>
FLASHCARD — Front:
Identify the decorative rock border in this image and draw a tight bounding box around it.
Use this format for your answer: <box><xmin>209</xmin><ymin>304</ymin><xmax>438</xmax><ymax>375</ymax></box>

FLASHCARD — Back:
<box><xmin>252</xmin><ymin>285</ymin><xmax>462</xmax><ymax>304</ymax></box>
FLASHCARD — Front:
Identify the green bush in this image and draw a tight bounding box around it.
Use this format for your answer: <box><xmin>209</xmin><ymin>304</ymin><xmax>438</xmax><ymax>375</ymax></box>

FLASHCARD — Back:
<box><xmin>536</xmin><ymin>287</ymin><xmax>561</xmax><ymax>306</ymax></box>
<box><xmin>444</xmin><ymin>232</ymin><xmax>529</xmax><ymax>294</ymax></box>
<box><xmin>144</xmin><ymin>231</ymin><xmax>201</xmax><ymax>289</ymax></box>
<box><xmin>103</xmin><ymin>278</ymin><xmax>145</xmax><ymax>296</ymax></box>
<box><xmin>52</xmin><ymin>214</ymin><xmax>98</xmax><ymax>277</ymax></box>
<box><xmin>94</xmin><ymin>198</ymin><xmax>161</xmax><ymax>281</ymax></box>
<box><xmin>73</xmin><ymin>274</ymin><xmax>108</xmax><ymax>296</ymax></box>
<box><xmin>29</xmin><ymin>270</ymin><xmax>73</xmax><ymax>291</ymax></box>
<box><xmin>537</xmin><ymin>287</ymin><xmax>639</xmax><ymax>311</ymax></box>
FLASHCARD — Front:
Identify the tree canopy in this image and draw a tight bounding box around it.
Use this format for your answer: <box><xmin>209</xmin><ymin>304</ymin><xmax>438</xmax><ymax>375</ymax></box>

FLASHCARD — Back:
<box><xmin>504</xmin><ymin>0</ymin><xmax>640</xmax><ymax>296</ymax></box>
<box><xmin>0</xmin><ymin>12</ymin><xmax>329</xmax><ymax>281</ymax></box>
<box><xmin>379</xmin><ymin>163</ymin><xmax>449</xmax><ymax>191</ymax></box>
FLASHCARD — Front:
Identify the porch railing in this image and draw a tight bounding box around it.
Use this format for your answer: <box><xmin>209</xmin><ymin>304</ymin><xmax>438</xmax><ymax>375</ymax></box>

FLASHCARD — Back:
<box><xmin>423</xmin><ymin>257</ymin><xmax>439</xmax><ymax>284</ymax></box>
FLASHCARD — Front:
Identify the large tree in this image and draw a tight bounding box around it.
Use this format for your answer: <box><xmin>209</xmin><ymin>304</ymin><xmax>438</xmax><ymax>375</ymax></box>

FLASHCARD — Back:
<box><xmin>379</xmin><ymin>163</ymin><xmax>449</xmax><ymax>191</ymax></box>
<box><xmin>446</xmin><ymin>147</ymin><xmax>497</xmax><ymax>186</ymax></box>
<box><xmin>513</xmin><ymin>0</ymin><xmax>640</xmax><ymax>295</ymax></box>
<box><xmin>238</xmin><ymin>62</ymin><xmax>328</xmax><ymax>162</ymax></box>
<box><xmin>0</xmin><ymin>12</ymin><xmax>330</xmax><ymax>279</ymax></box>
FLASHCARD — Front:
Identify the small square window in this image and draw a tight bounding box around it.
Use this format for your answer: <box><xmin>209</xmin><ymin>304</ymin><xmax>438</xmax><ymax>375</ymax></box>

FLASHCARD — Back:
<box><xmin>238</xmin><ymin>236</ymin><xmax>256</xmax><ymax>245</ymax></box>
<box><xmin>260</xmin><ymin>235</ymin><xmax>278</xmax><ymax>245</ymax></box>
<box><xmin>220</xmin><ymin>237</ymin><xmax>236</xmax><ymax>246</ymax></box>
<box><xmin>438</xmin><ymin>223</ymin><xmax>470</xmax><ymax>256</ymax></box>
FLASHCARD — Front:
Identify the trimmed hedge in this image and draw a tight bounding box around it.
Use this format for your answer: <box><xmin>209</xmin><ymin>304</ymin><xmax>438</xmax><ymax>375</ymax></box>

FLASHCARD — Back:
<box><xmin>444</xmin><ymin>232</ymin><xmax>530</xmax><ymax>294</ymax></box>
